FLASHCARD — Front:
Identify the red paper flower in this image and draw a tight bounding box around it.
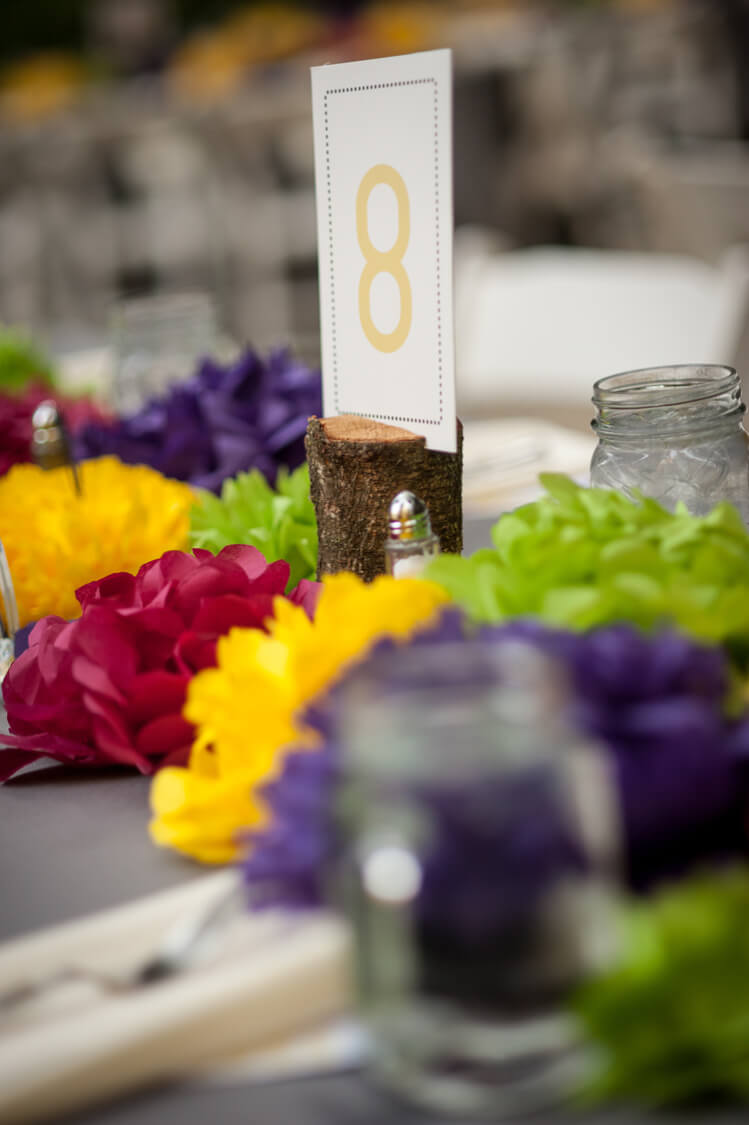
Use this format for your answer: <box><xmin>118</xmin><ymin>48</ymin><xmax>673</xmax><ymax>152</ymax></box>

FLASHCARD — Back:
<box><xmin>0</xmin><ymin>545</ymin><xmax>320</xmax><ymax>780</ymax></box>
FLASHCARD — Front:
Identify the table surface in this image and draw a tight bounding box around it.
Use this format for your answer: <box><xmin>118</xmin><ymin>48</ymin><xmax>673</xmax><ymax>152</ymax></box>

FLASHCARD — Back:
<box><xmin>0</xmin><ymin>513</ymin><xmax>742</xmax><ymax>1125</ymax></box>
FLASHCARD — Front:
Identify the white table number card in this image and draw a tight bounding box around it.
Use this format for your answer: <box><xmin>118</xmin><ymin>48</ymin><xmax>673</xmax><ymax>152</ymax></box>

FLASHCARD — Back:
<box><xmin>311</xmin><ymin>49</ymin><xmax>456</xmax><ymax>453</ymax></box>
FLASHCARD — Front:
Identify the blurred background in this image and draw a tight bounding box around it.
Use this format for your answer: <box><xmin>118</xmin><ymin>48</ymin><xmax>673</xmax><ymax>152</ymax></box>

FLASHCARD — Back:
<box><xmin>1</xmin><ymin>0</ymin><xmax>748</xmax><ymax>426</ymax></box>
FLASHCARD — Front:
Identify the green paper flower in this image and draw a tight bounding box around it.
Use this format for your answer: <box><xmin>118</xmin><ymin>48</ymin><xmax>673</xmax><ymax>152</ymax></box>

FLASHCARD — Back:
<box><xmin>0</xmin><ymin>327</ymin><xmax>56</xmax><ymax>392</ymax></box>
<box><xmin>575</xmin><ymin>869</ymin><xmax>749</xmax><ymax>1108</ymax></box>
<box><xmin>189</xmin><ymin>464</ymin><xmax>317</xmax><ymax>591</ymax></box>
<box><xmin>427</xmin><ymin>475</ymin><xmax>749</xmax><ymax>662</ymax></box>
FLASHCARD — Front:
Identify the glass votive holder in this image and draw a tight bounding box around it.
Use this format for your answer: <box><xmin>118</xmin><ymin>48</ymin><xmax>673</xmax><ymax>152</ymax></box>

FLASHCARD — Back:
<box><xmin>110</xmin><ymin>292</ymin><xmax>218</xmax><ymax>414</ymax></box>
<box><xmin>335</xmin><ymin>640</ymin><xmax>618</xmax><ymax>1118</ymax></box>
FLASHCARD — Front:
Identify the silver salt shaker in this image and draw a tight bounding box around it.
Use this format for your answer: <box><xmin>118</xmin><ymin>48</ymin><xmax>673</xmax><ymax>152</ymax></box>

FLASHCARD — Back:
<box><xmin>31</xmin><ymin>400</ymin><xmax>81</xmax><ymax>494</ymax></box>
<box><xmin>384</xmin><ymin>491</ymin><xmax>440</xmax><ymax>578</ymax></box>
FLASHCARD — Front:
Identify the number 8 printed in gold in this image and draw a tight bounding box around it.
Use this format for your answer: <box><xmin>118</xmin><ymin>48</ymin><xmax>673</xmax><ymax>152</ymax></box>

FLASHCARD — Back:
<box><xmin>356</xmin><ymin>164</ymin><xmax>412</xmax><ymax>353</ymax></box>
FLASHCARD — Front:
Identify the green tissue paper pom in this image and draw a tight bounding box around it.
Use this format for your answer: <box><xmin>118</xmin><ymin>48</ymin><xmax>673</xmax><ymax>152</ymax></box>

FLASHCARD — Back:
<box><xmin>189</xmin><ymin>464</ymin><xmax>317</xmax><ymax>591</ymax></box>
<box><xmin>0</xmin><ymin>328</ymin><xmax>56</xmax><ymax>392</ymax></box>
<box><xmin>575</xmin><ymin>870</ymin><xmax>749</xmax><ymax>1108</ymax></box>
<box><xmin>426</xmin><ymin>475</ymin><xmax>749</xmax><ymax>661</ymax></box>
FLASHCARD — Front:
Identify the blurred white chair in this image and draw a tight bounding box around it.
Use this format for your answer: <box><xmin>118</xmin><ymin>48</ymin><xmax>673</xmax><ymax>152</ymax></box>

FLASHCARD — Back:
<box><xmin>642</xmin><ymin>145</ymin><xmax>749</xmax><ymax>262</ymax></box>
<box><xmin>455</xmin><ymin>241</ymin><xmax>749</xmax><ymax>412</ymax></box>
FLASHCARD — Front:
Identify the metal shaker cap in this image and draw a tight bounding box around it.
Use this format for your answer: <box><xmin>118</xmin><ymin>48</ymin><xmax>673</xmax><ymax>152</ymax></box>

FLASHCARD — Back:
<box><xmin>388</xmin><ymin>491</ymin><xmax>433</xmax><ymax>540</ymax></box>
<box><xmin>31</xmin><ymin>400</ymin><xmax>67</xmax><ymax>466</ymax></box>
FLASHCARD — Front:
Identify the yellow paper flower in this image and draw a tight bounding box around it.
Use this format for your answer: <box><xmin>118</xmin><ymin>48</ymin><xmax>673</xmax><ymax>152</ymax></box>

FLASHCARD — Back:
<box><xmin>0</xmin><ymin>457</ymin><xmax>193</xmax><ymax>628</ymax></box>
<box><xmin>150</xmin><ymin>572</ymin><xmax>450</xmax><ymax>863</ymax></box>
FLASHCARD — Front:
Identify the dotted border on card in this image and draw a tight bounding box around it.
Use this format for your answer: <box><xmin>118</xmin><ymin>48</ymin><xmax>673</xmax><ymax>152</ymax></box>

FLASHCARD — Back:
<box><xmin>324</xmin><ymin>78</ymin><xmax>443</xmax><ymax>427</ymax></box>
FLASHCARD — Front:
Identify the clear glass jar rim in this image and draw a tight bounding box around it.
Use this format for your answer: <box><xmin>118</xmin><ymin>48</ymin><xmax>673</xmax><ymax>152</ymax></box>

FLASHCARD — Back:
<box><xmin>592</xmin><ymin>364</ymin><xmax>738</xmax><ymax>410</ymax></box>
<box><xmin>110</xmin><ymin>292</ymin><xmax>217</xmax><ymax>326</ymax></box>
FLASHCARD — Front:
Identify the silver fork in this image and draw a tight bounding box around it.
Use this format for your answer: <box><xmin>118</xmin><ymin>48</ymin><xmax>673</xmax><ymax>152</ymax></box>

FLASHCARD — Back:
<box><xmin>0</xmin><ymin>874</ymin><xmax>246</xmax><ymax>1012</ymax></box>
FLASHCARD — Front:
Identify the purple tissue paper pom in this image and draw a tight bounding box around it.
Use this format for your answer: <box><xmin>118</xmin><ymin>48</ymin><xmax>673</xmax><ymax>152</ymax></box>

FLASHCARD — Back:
<box><xmin>75</xmin><ymin>347</ymin><xmax>322</xmax><ymax>491</ymax></box>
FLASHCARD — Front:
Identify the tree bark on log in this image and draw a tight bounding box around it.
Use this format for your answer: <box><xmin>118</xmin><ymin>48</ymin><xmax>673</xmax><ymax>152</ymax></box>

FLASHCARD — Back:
<box><xmin>305</xmin><ymin>415</ymin><xmax>463</xmax><ymax>581</ymax></box>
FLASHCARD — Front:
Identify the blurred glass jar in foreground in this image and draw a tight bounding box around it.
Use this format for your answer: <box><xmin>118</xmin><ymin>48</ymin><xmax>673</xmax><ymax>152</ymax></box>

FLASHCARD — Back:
<box><xmin>590</xmin><ymin>365</ymin><xmax>749</xmax><ymax>524</ymax></box>
<box><xmin>336</xmin><ymin>642</ymin><xmax>617</xmax><ymax>1118</ymax></box>
<box><xmin>111</xmin><ymin>292</ymin><xmax>218</xmax><ymax>415</ymax></box>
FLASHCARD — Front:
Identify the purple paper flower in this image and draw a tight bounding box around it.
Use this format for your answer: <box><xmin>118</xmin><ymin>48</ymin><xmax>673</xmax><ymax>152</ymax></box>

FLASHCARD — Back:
<box><xmin>241</xmin><ymin>614</ymin><xmax>749</xmax><ymax>917</ymax></box>
<box><xmin>75</xmin><ymin>347</ymin><xmax>321</xmax><ymax>492</ymax></box>
<box><xmin>243</xmin><ymin>735</ymin><xmax>338</xmax><ymax>911</ymax></box>
<box><xmin>482</xmin><ymin>620</ymin><xmax>746</xmax><ymax>888</ymax></box>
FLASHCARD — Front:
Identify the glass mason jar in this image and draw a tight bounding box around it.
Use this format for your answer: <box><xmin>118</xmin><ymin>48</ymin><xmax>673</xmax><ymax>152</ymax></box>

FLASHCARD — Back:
<box><xmin>335</xmin><ymin>641</ymin><xmax>617</xmax><ymax>1119</ymax></box>
<box><xmin>110</xmin><ymin>292</ymin><xmax>218</xmax><ymax>415</ymax></box>
<box><xmin>590</xmin><ymin>364</ymin><xmax>749</xmax><ymax>524</ymax></box>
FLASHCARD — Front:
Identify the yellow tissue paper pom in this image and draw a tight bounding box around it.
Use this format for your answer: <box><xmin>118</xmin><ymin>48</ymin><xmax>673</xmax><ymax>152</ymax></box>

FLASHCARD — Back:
<box><xmin>0</xmin><ymin>457</ymin><xmax>194</xmax><ymax>628</ymax></box>
<box><xmin>148</xmin><ymin>767</ymin><xmax>267</xmax><ymax>865</ymax></box>
<box><xmin>150</xmin><ymin>571</ymin><xmax>450</xmax><ymax>863</ymax></box>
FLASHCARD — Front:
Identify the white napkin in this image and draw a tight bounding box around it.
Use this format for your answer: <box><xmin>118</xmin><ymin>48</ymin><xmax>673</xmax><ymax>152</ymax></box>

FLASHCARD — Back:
<box><xmin>462</xmin><ymin>417</ymin><xmax>594</xmax><ymax>517</ymax></box>
<box><xmin>197</xmin><ymin>1018</ymin><xmax>368</xmax><ymax>1086</ymax></box>
<box><xmin>0</xmin><ymin>872</ymin><xmax>352</xmax><ymax>1124</ymax></box>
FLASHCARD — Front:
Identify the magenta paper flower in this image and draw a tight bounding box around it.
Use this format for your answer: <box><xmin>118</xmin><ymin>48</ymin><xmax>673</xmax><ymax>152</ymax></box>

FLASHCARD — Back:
<box><xmin>0</xmin><ymin>545</ymin><xmax>320</xmax><ymax>781</ymax></box>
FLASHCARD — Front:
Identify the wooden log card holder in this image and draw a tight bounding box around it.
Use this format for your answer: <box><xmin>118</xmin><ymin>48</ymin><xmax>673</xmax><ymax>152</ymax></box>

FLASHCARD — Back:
<box><xmin>305</xmin><ymin>414</ymin><xmax>463</xmax><ymax>581</ymax></box>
